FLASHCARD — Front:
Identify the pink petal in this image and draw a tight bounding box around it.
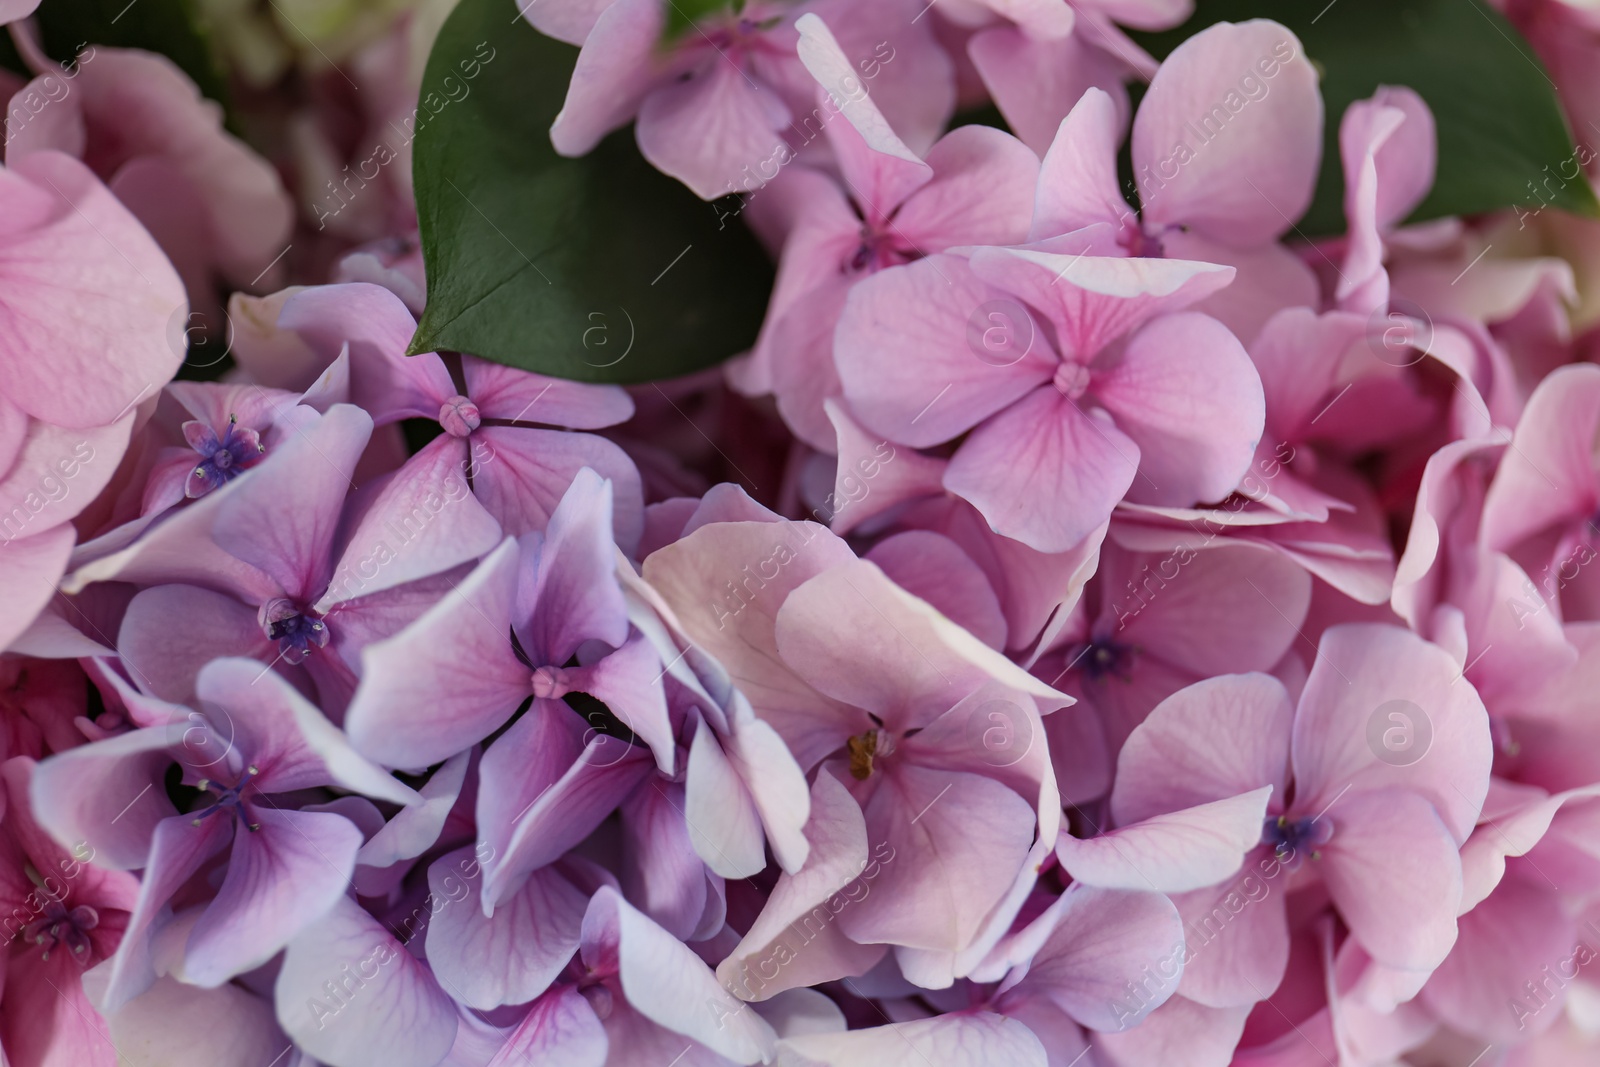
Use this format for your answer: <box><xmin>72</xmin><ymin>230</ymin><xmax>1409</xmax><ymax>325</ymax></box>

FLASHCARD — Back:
<box><xmin>1316</xmin><ymin>788</ymin><xmax>1464</xmax><ymax>972</ymax></box>
<box><xmin>464</xmin><ymin>356</ymin><xmax>634</xmax><ymax>428</ymax></box>
<box><xmin>944</xmin><ymin>386</ymin><xmax>1140</xmax><ymax>553</ymax></box>
<box><xmin>1093</xmin><ymin>311</ymin><xmax>1263</xmax><ymax>508</ymax></box>
<box><xmin>1290</xmin><ymin>624</ymin><xmax>1492</xmax><ymax>844</ymax></box>
<box><xmin>966</xmin><ymin>245</ymin><xmax>1235</xmax><ymax>360</ymax></box>
<box><xmin>970</xmin><ymin>23</ymin><xmax>1132</xmax><ymax>157</ymax></box>
<box><xmin>1056</xmin><ymin>786</ymin><xmax>1274</xmax><ymax>892</ymax></box>
<box><xmin>897</xmin><ymin>124</ymin><xmax>1040</xmax><ymax>249</ymax></box>
<box><xmin>0</xmin><ymin>525</ymin><xmax>74</xmax><ymax>652</ymax></box>
<box><xmin>470</xmin><ymin>426</ymin><xmax>644</xmax><ymax>552</ymax></box>
<box><xmin>0</xmin><ymin>151</ymin><xmax>184</xmax><ymax>428</ymax></box>
<box><xmin>1169</xmin><ymin>862</ymin><xmax>1291</xmax><ymax>1007</ymax></box>
<box><xmin>1481</xmin><ymin>363</ymin><xmax>1600</xmax><ymax>554</ymax></box>
<box><xmin>1133</xmin><ymin>20</ymin><xmax>1322</xmax><ymax>245</ymax></box>
<box><xmin>550</xmin><ymin>0</ymin><xmax>666</xmax><ymax>159</ymax></box>
<box><xmin>867</xmin><ymin>530</ymin><xmax>1007</xmax><ymax>649</ymax></box>
<box><xmin>1112</xmin><ymin>673</ymin><xmax>1292</xmax><ymax>826</ymax></box>
<box><xmin>835</xmin><ymin>254</ymin><xmax>1057</xmax><ymax>448</ymax></box>
<box><xmin>1032</xmin><ymin>87</ymin><xmax>1133</xmax><ymax>240</ymax></box>
<box><xmin>637</xmin><ymin>54</ymin><xmax>790</xmax><ymax>201</ymax></box>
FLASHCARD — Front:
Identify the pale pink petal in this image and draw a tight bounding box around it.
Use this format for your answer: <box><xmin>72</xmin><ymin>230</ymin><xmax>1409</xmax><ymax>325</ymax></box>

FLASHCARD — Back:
<box><xmin>839</xmin><ymin>764</ymin><xmax>1037</xmax><ymax>957</ymax></box>
<box><xmin>637</xmin><ymin>56</ymin><xmax>790</xmax><ymax>201</ymax></box>
<box><xmin>1112</xmin><ymin>673</ymin><xmax>1292</xmax><ymax>826</ymax></box>
<box><xmin>1032</xmin><ymin>87</ymin><xmax>1133</xmax><ymax>240</ymax></box>
<box><xmin>1159</xmin><ymin>231</ymin><xmax>1321</xmax><ymax>346</ymax></box>
<box><xmin>1094</xmin><ymin>311</ymin><xmax>1263</xmax><ymax>507</ymax></box>
<box><xmin>944</xmin><ymin>386</ymin><xmax>1140</xmax><ymax>553</ymax></box>
<box><xmin>835</xmin><ymin>254</ymin><xmax>1056</xmax><ymax>448</ymax></box>
<box><xmin>550</xmin><ymin>0</ymin><xmax>667</xmax><ymax>159</ymax></box>
<box><xmin>776</xmin><ymin>1012</ymin><xmax>1047</xmax><ymax>1067</ymax></box>
<box><xmin>1056</xmin><ymin>786</ymin><xmax>1274</xmax><ymax>892</ymax></box>
<box><xmin>1317</xmin><ymin>788</ymin><xmax>1464</xmax><ymax>972</ymax></box>
<box><xmin>718</xmin><ymin>770</ymin><xmax>887</xmax><ymax>1000</ymax></box>
<box><xmin>1290</xmin><ymin>624</ymin><xmax>1492</xmax><ymax>844</ymax></box>
<box><xmin>1169</xmin><ymin>863</ymin><xmax>1290</xmax><ymax>1007</ymax></box>
<box><xmin>470</xmin><ymin>426</ymin><xmax>644</xmax><ymax>552</ymax></box>
<box><xmin>897</xmin><ymin>124</ymin><xmax>1040</xmax><ymax>248</ymax></box>
<box><xmin>0</xmin><ymin>151</ymin><xmax>184</xmax><ymax>428</ymax></box>
<box><xmin>1133</xmin><ymin>20</ymin><xmax>1322</xmax><ymax>245</ymax></box>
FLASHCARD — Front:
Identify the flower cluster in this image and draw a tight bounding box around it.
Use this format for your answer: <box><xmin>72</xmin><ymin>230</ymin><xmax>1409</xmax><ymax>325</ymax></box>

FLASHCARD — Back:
<box><xmin>3</xmin><ymin>1</ymin><xmax>1600</xmax><ymax>1066</ymax></box>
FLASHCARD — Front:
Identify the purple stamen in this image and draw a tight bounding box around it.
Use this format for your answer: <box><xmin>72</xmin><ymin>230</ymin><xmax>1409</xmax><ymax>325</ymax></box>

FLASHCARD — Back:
<box><xmin>259</xmin><ymin>598</ymin><xmax>330</xmax><ymax>664</ymax></box>
<box><xmin>191</xmin><ymin>764</ymin><xmax>262</xmax><ymax>832</ymax></box>
<box><xmin>21</xmin><ymin>897</ymin><xmax>100</xmax><ymax>963</ymax></box>
<box><xmin>184</xmin><ymin>415</ymin><xmax>266</xmax><ymax>498</ymax></box>
<box><xmin>1261</xmin><ymin>813</ymin><xmax>1334</xmax><ymax>866</ymax></box>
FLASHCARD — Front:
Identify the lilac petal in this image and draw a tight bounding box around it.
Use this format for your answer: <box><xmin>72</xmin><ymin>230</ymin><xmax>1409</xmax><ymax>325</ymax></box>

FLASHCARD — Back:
<box><xmin>777</xmin><ymin>1013</ymin><xmax>1048</xmax><ymax>1067</ymax></box>
<box><xmin>317</xmin><ymin>433</ymin><xmax>503</xmax><ymax>612</ymax></box>
<box><xmin>470</xmin><ymin>426</ymin><xmax>645</xmax><ymax>554</ymax></box>
<box><xmin>425</xmin><ymin>846</ymin><xmax>586</xmax><ymax>1010</ymax></box>
<box><xmin>183</xmin><ymin>807</ymin><xmax>361</xmax><ymax>986</ymax></box>
<box><xmin>356</xmin><ymin>750</ymin><xmax>472</xmax><ymax>871</ymax></box>
<box><xmin>278</xmin><ymin>283</ymin><xmax>454</xmax><ymax>423</ymax></box>
<box><xmin>619</xmin><ymin>780</ymin><xmax>713</xmax><ymax>939</ymax></box>
<box><xmin>344</xmin><ymin>538</ymin><xmax>529</xmax><ymax>768</ymax></box>
<box><xmin>520</xmin><ymin>466</ymin><xmax>631</xmax><ymax>669</ymax></box>
<box><xmin>587</xmin><ymin>886</ymin><xmax>779</xmax><ymax>1063</ymax></box>
<box><xmin>212</xmin><ymin>403</ymin><xmax>372</xmax><ymax>604</ymax></box>
<box><xmin>28</xmin><ymin>726</ymin><xmax>177</xmax><ymax>871</ymax></box>
<box><xmin>276</xmin><ymin>896</ymin><xmax>458</xmax><ymax>1067</ymax></box>
<box><xmin>480</xmin><ymin>713</ymin><xmax>654</xmax><ymax>910</ymax></box>
<box><xmin>488</xmin><ymin>985</ymin><xmax>607</xmax><ymax>1067</ymax></box>
<box><xmin>194</xmin><ymin>657</ymin><xmax>420</xmax><ymax>804</ymax></box>
<box><xmin>118</xmin><ymin>584</ymin><xmax>274</xmax><ymax>705</ymax></box>
<box><xmin>102</xmin><ymin>815</ymin><xmax>232</xmax><ymax>1012</ymax></box>
<box><xmin>718</xmin><ymin>770</ymin><xmax>886</xmax><ymax>1000</ymax></box>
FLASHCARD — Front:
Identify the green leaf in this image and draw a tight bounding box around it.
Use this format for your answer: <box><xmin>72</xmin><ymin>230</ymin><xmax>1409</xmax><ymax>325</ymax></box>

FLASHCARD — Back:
<box><xmin>1130</xmin><ymin>0</ymin><xmax>1600</xmax><ymax>235</ymax></box>
<box><xmin>32</xmin><ymin>0</ymin><xmax>230</xmax><ymax>115</ymax></box>
<box><xmin>665</xmin><ymin>0</ymin><xmax>735</xmax><ymax>41</ymax></box>
<box><xmin>410</xmin><ymin>0</ymin><xmax>774</xmax><ymax>384</ymax></box>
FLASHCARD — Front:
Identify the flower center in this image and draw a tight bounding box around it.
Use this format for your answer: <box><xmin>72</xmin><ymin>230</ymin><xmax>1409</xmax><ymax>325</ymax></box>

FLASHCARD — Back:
<box><xmin>259</xmin><ymin>598</ymin><xmax>330</xmax><ymax>664</ymax></box>
<box><xmin>846</xmin><ymin>728</ymin><xmax>894</xmax><ymax>780</ymax></box>
<box><xmin>21</xmin><ymin>896</ymin><xmax>100</xmax><ymax>964</ymax></box>
<box><xmin>1052</xmin><ymin>361</ymin><xmax>1093</xmax><ymax>400</ymax></box>
<box><xmin>438</xmin><ymin>395</ymin><xmax>482</xmax><ymax>438</ymax></box>
<box><xmin>1261</xmin><ymin>813</ymin><xmax>1334</xmax><ymax>866</ymax></box>
<box><xmin>1078</xmin><ymin>638</ymin><xmax>1135</xmax><ymax>682</ymax></box>
<box><xmin>530</xmin><ymin>665</ymin><xmax>571</xmax><ymax>701</ymax></box>
<box><xmin>191</xmin><ymin>765</ymin><xmax>262</xmax><ymax>832</ymax></box>
<box><xmin>185</xmin><ymin>414</ymin><xmax>266</xmax><ymax>499</ymax></box>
